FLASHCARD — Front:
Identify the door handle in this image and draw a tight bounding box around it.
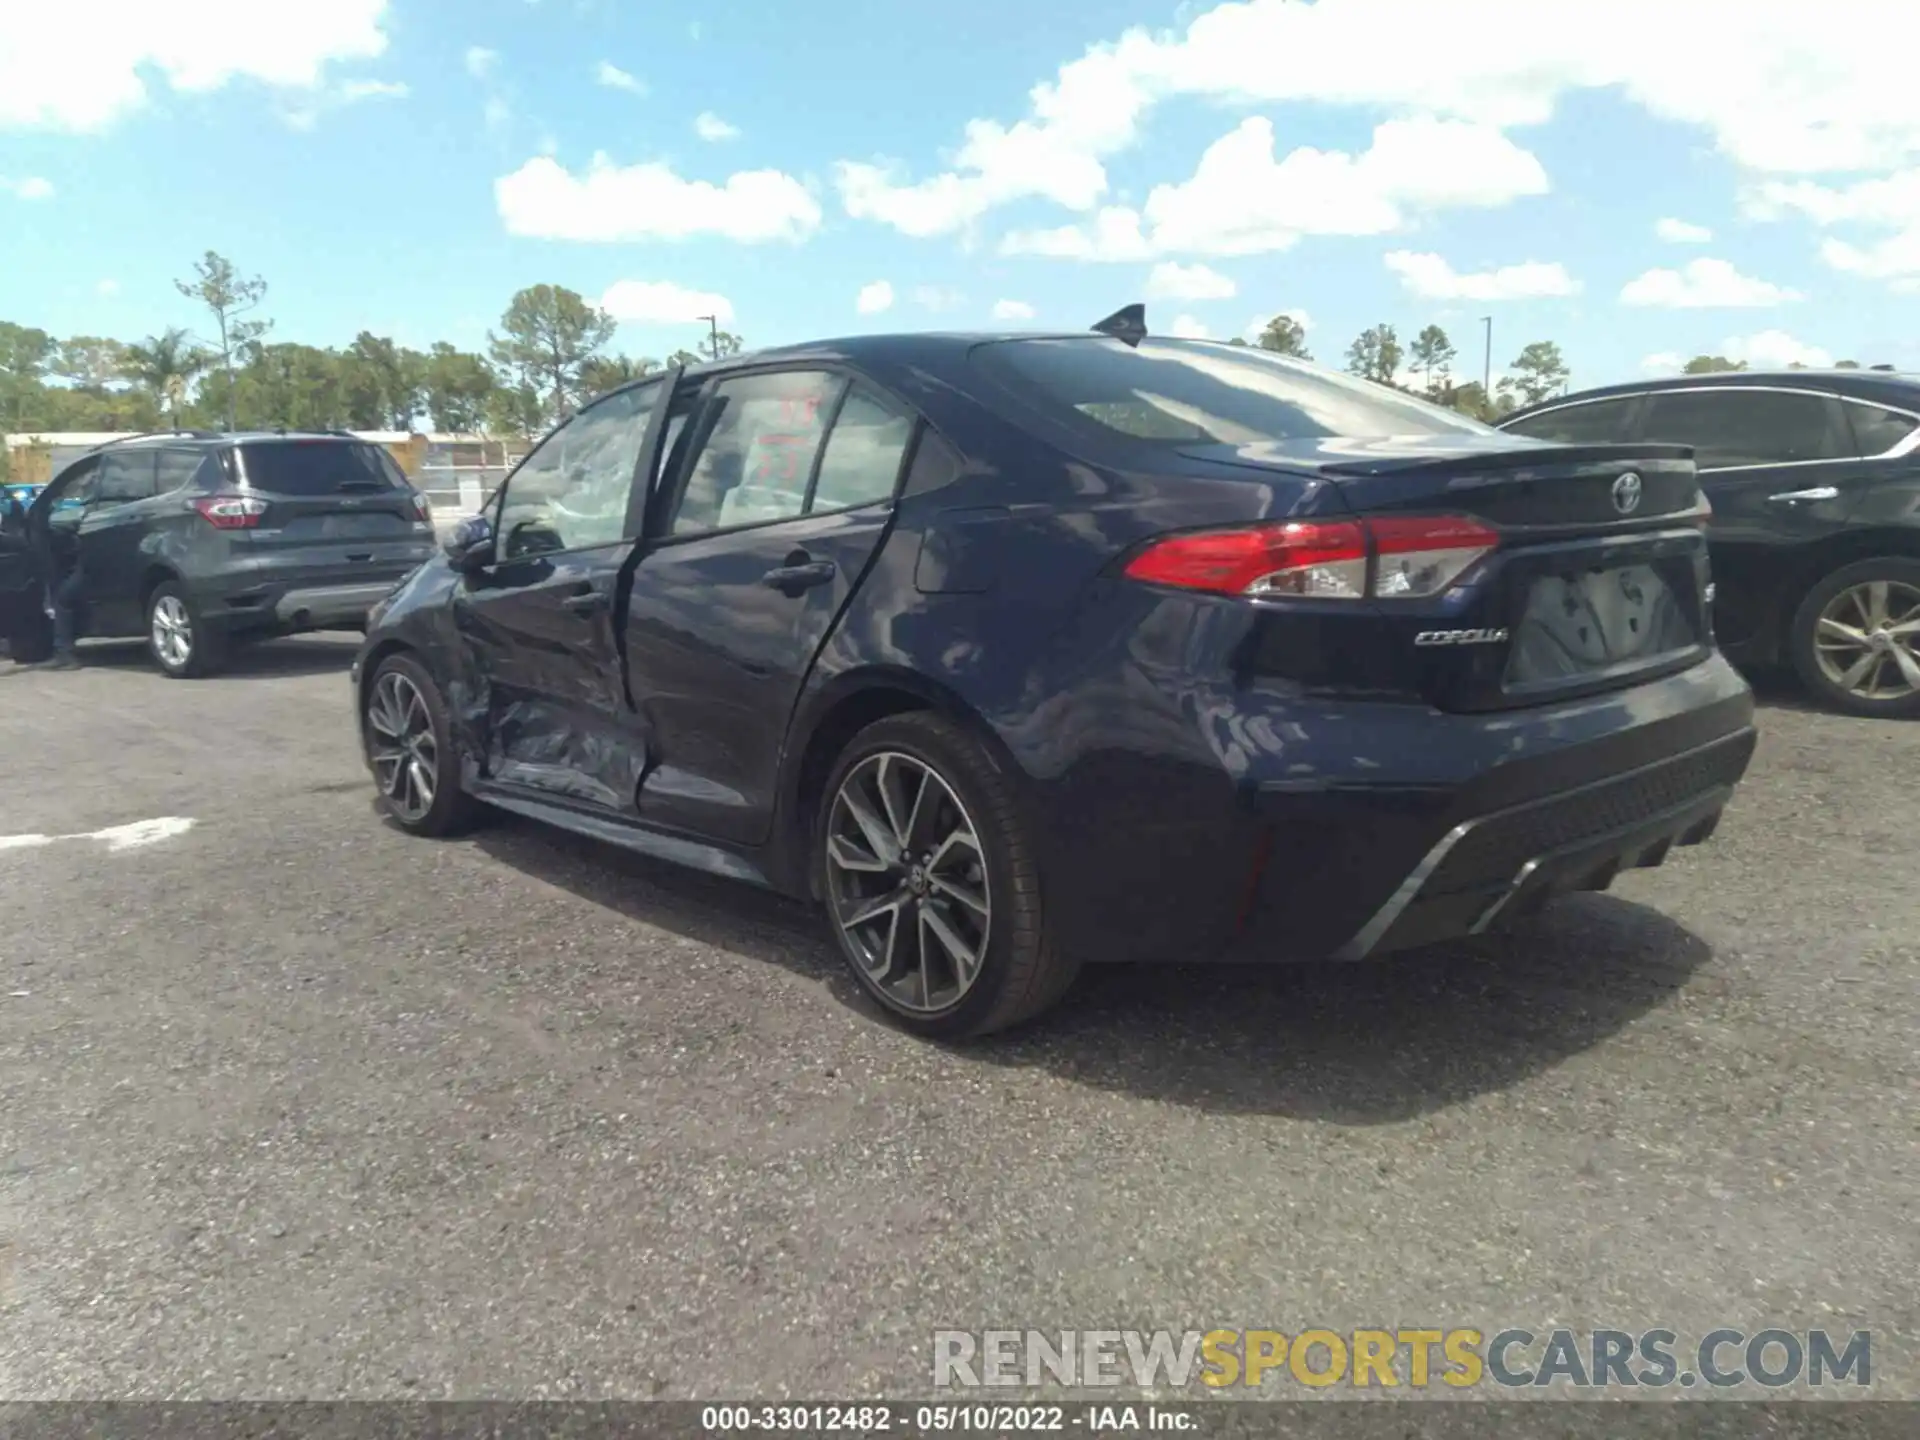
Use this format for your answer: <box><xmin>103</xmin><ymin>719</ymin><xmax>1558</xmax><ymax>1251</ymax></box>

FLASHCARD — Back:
<box><xmin>1767</xmin><ymin>486</ymin><xmax>1841</xmax><ymax>503</ymax></box>
<box><xmin>562</xmin><ymin>590</ymin><xmax>608</xmax><ymax>614</ymax></box>
<box><xmin>760</xmin><ymin>559</ymin><xmax>837</xmax><ymax>593</ymax></box>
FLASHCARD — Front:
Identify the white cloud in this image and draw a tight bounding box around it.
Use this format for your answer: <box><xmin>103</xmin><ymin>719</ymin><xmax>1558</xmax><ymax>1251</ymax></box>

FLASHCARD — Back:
<box><xmin>831</xmin><ymin>0</ymin><xmax>1920</xmax><ymax>249</ymax></box>
<box><xmin>1641</xmin><ymin>351</ymin><xmax>1684</xmax><ymax>374</ymax></box>
<box><xmin>992</xmin><ymin>299</ymin><xmax>1037</xmax><ymax>321</ymax></box>
<box><xmin>913</xmin><ymin>286</ymin><xmax>965</xmax><ymax>312</ymax></box>
<box><xmin>1384</xmin><ymin>250</ymin><xmax>1579</xmax><ymax>300</ymax></box>
<box><xmin>339</xmin><ymin>78</ymin><xmax>406</xmax><ymax>102</ymax></box>
<box><xmin>0</xmin><ymin>0</ymin><xmax>392</xmax><ymax>132</ymax></box>
<box><xmin>1001</xmin><ymin>116</ymin><xmax>1547</xmax><ymax>260</ymax></box>
<box><xmin>855</xmin><ymin>280</ymin><xmax>895</xmax><ymax>315</ymax></box>
<box><xmin>1</xmin><ymin>175</ymin><xmax>53</xmax><ymax>200</ymax></box>
<box><xmin>596</xmin><ymin>62</ymin><xmax>646</xmax><ymax>95</ymax></box>
<box><xmin>1822</xmin><ymin>233</ymin><xmax>1920</xmax><ymax>291</ymax></box>
<box><xmin>1146</xmin><ymin>261</ymin><xmax>1235</xmax><ymax>300</ymax></box>
<box><xmin>1001</xmin><ymin>207</ymin><xmax>1154</xmax><ymax>261</ymax></box>
<box><xmin>1167</xmin><ymin>314</ymin><xmax>1212</xmax><ymax>339</ymax></box>
<box><xmin>1619</xmin><ymin>257</ymin><xmax>1803</xmax><ymax>307</ymax></box>
<box><xmin>464</xmin><ymin>47</ymin><xmax>499</xmax><ymax>80</ymax></box>
<box><xmin>1655</xmin><ymin>217</ymin><xmax>1712</xmax><ymax>243</ymax></box>
<box><xmin>694</xmin><ymin>111</ymin><xmax>740</xmax><ymax>142</ymax></box>
<box><xmin>599</xmin><ymin>280</ymin><xmax>734</xmax><ymax>325</ymax></box>
<box><xmin>1723</xmin><ymin>330</ymin><xmax>1834</xmax><ymax>368</ymax></box>
<box><xmin>495</xmin><ymin>154</ymin><xmax>821</xmax><ymax>243</ymax></box>
<box><xmin>1748</xmin><ymin>172</ymin><xmax>1920</xmax><ymax>289</ymax></box>
<box><xmin>278</xmin><ymin>73</ymin><xmax>405</xmax><ymax>130</ymax></box>
<box><xmin>97</xmin><ymin>279</ymin><xmax>120</xmax><ymax>297</ymax></box>
<box><xmin>1747</xmin><ymin>171</ymin><xmax>1920</xmax><ymax>228</ymax></box>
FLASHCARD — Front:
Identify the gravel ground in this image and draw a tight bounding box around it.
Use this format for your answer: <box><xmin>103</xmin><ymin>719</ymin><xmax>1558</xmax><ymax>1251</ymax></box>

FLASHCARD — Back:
<box><xmin>0</xmin><ymin>635</ymin><xmax>1914</xmax><ymax>1402</ymax></box>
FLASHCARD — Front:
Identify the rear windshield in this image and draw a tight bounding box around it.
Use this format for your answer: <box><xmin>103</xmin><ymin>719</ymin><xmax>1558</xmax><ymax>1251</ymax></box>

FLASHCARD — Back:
<box><xmin>976</xmin><ymin>337</ymin><xmax>1499</xmax><ymax>444</ymax></box>
<box><xmin>237</xmin><ymin>440</ymin><xmax>408</xmax><ymax>496</ymax></box>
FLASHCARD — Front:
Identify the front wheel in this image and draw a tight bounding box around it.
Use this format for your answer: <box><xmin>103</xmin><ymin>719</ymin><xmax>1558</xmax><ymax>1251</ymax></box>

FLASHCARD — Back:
<box><xmin>1788</xmin><ymin>557</ymin><xmax>1920</xmax><ymax>719</ymax></box>
<box><xmin>361</xmin><ymin>653</ymin><xmax>482</xmax><ymax>836</ymax></box>
<box><xmin>816</xmin><ymin>712</ymin><xmax>1079</xmax><ymax>1039</ymax></box>
<box><xmin>147</xmin><ymin>582</ymin><xmax>228</xmax><ymax>679</ymax></box>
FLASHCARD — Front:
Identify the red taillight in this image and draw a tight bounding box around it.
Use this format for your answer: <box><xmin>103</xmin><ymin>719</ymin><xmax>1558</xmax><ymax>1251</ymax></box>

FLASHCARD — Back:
<box><xmin>1122</xmin><ymin>520</ymin><xmax>1368</xmax><ymax>598</ymax></box>
<box><xmin>411</xmin><ymin>492</ymin><xmax>432</xmax><ymax>521</ymax></box>
<box><xmin>1122</xmin><ymin>514</ymin><xmax>1498</xmax><ymax>600</ymax></box>
<box><xmin>192</xmin><ymin>494</ymin><xmax>269</xmax><ymax>530</ymax></box>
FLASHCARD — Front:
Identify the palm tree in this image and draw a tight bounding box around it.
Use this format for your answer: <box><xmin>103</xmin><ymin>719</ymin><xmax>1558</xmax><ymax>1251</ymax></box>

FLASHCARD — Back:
<box><xmin>120</xmin><ymin>328</ymin><xmax>209</xmax><ymax>429</ymax></box>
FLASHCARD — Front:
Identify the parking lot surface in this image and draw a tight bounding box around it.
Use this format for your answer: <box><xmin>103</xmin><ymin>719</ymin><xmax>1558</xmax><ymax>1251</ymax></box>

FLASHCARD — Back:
<box><xmin>0</xmin><ymin>636</ymin><xmax>1915</xmax><ymax>1399</ymax></box>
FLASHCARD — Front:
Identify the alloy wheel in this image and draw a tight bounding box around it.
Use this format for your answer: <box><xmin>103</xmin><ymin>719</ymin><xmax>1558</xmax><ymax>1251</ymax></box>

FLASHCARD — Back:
<box><xmin>824</xmin><ymin>751</ymin><xmax>992</xmax><ymax>1015</ymax></box>
<box><xmin>151</xmin><ymin>595</ymin><xmax>193</xmax><ymax>670</ymax></box>
<box><xmin>366</xmin><ymin>670</ymin><xmax>439</xmax><ymax>822</ymax></box>
<box><xmin>1813</xmin><ymin>579</ymin><xmax>1920</xmax><ymax>702</ymax></box>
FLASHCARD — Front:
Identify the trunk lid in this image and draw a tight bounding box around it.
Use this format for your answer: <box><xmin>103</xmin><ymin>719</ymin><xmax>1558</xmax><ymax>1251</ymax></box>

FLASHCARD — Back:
<box><xmin>1187</xmin><ymin>438</ymin><xmax>1716</xmax><ymax>713</ymax></box>
<box><xmin>231</xmin><ymin>439</ymin><xmax>434</xmax><ymax>577</ymax></box>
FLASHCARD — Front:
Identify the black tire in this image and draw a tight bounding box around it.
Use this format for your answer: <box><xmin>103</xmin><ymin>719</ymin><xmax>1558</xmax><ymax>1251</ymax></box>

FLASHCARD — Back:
<box><xmin>360</xmin><ymin>652</ymin><xmax>483</xmax><ymax>837</ymax></box>
<box><xmin>815</xmin><ymin>711</ymin><xmax>1079</xmax><ymax>1039</ymax></box>
<box><xmin>1787</xmin><ymin>556</ymin><xmax>1920</xmax><ymax>719</ymax></box>
<box><xmin>146</xmin><ymin>581</ymin><xmax>228</xmax><ymax>679</ymax></box>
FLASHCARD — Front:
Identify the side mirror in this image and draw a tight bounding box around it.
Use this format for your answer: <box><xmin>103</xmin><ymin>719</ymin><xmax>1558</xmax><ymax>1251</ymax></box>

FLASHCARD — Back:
<box><xmin>443</xmin><ymin>513</ymin><xmax>494</xmax><ymax>573</ymax></box>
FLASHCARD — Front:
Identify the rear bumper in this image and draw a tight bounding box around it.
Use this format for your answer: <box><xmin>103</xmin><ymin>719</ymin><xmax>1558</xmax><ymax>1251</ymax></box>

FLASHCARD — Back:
<box><xmin>271</xmin><ymin>582</ymin><xmax>399</xmax><ymax>626</ymax></box>
<box><xmin>1023</xmin><ymin>651</ymin><xmax>1757</xmax><ymax>966</ymax></box>
<box><xmin>191</xmin><ymin>569</ymin><xmax>415</xmax><ymax>633</ymax></box>
<box><xmin>1321</xmin><ymin>729</ymin><xmax>1750</xmax><ymax>960</ymax></box>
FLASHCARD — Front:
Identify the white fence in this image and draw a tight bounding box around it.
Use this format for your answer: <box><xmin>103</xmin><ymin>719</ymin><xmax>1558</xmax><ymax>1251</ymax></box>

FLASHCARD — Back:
<box><xmin>415</xmin><ymin>440</ymin><xmax>524</xmax><ymax>528</ymax></box>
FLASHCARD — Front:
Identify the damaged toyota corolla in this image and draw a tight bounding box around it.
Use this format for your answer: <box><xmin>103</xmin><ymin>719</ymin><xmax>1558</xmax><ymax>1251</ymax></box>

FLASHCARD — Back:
<box><xmin>353</xmin><ymin>307</ymin><xmax>1756</xmax><ymax>1039</ymax></box>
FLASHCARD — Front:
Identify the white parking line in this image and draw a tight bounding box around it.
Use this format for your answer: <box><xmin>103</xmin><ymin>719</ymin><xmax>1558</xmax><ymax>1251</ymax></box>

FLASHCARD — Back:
<box><xmin>0</xmin><ymin>817</ymin><xmax>195</xmax><ymax>853</ymax></box>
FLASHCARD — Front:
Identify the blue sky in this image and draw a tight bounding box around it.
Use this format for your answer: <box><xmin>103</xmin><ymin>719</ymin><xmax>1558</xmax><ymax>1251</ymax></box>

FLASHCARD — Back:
<box><xmin>5</xmin><ymin>0</ymin><xmax>1920</xmax><ymax>390</ymax></box>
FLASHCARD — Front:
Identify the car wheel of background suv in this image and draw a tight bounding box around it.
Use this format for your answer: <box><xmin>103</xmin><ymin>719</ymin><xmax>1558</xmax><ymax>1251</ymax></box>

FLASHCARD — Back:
<box><xmin>361</xmin><ymin>653</ymin><xmax>483</xmax><ymax>837</ymax></box>
<box><xmin>816</xmin><ymin>712</ymin><xmax>1079</xmax><ymax>1039</ymax></box>
<box><xmin>146</xmin><ymin>581</ymin><xmax>228</xmax><ymax>679</ymax></box>
<box><xmin>1789</xmin><ymin>556</ymin><xmax>1920</xmax><ymax>719</ymax></box>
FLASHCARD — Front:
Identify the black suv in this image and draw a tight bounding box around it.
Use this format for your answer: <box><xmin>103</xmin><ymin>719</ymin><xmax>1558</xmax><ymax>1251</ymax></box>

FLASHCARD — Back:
<box><xmin>0</xmin><ymin>431</ymin><xmax>436</xmax><ymax>676</ymax></box>
<box><xmin>1502</xmin><ymin>371</ymin><xmax>1920</xmax><ymax>717</ymax></box>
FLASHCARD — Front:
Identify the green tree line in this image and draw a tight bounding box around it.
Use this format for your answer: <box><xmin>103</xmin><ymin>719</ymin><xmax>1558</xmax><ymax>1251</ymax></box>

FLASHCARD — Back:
<box><xmin>1236</xmin><ymin>313</ymin><xmax>1878</xmax><ymax>418</ymax></box>
<box><xmin>1231</xmin><ymin>314</ymin><xmax>1571</xmax><ymax>419</ymax></box>
<box><xmin>0</xmin><ymin>249</ymin><xmax>744</xmax><ymax>449</ymax></box>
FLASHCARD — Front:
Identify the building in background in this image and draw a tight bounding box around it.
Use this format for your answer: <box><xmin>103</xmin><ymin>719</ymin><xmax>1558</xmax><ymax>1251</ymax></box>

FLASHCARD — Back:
<box><xmin>3</xmin><ymin>430</ymin><xmax>531</xmax><ymax>519</ymax></box>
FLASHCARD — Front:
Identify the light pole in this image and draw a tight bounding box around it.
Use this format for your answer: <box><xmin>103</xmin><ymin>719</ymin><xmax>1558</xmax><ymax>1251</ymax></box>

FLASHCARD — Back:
<box><xmin>698</xmin><ymin>314</ymin><xmax>719</xmax><ymax>359</ymax></box>
<box><xmin>1481</xmin><ymin>315</ymin><xmax>1493</xmax><ymax>396</ymax></box>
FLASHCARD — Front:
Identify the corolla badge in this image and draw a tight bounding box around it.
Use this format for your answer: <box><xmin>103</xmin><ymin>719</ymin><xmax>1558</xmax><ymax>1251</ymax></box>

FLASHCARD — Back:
<box><xmin>1611</xmin><ymin>471</ymin><xmax>1643</xmax><ymax>515</ymax></box>
<box><xmin>1414</xmin><ymin>628</ymin><xmax>1510</xmax><ymax>646</ymax></box>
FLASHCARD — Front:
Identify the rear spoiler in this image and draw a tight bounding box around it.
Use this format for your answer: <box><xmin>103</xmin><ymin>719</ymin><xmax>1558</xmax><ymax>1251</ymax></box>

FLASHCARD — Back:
<box><xmin>1315</xmin><ymin>443</ymin><xmax>1697</xmax><ymax>478</ymax></box>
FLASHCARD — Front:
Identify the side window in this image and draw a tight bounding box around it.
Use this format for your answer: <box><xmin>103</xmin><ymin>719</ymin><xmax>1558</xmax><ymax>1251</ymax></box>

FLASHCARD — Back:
<box><xmin>811</xmin><ymin>385</ymin><xmax>917</xmax><ymax>511</ymax></box>
<box><xmin>1639</xmin><ymin>390</ymin><xmax>1848</xmax><ymax>468</ymax></box>
<box><xmin>901</xmin><ymin>426</ymin><xmax>961</xmax><ymax>497</ymax></box>
<box><xmin>1504</xmin><ymin>397</ymin><xmax>1639</xmax><ymax>445</ymax></box>
<box><xmin>47</xmin><ymin>460</ymin><xmax>101</xmax><ymax>522</ymax></box>
<box><xmin>667</xmin><ymin>371</ymin><xmax>846</xmax><ymax>535</ymax></box>
<box><xmin>496</xmin><ymin>384</ymin><xmax>657</xmax><ymax>557</ymax></box>
<box><xmin>1844</xmin><ymin>402</ymin><xmax>1919</xmax><ymax>457</ymax></box>
<box><xmin>155</xmin><ymin>450</ymin><xmax>209</xmax><ymax>495</ymax></box>
<box><xmin>95</xmin><ymin>451</ymin><xmax>157</xmax><ymax>504</ymax></box>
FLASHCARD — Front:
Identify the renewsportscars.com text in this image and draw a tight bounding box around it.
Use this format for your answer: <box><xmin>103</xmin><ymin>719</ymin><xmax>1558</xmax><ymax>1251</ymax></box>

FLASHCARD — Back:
<box><xmin>932</xmin><ymin>1328</ymin><xmax>1872</xmax><ymax>1391</ymax></box>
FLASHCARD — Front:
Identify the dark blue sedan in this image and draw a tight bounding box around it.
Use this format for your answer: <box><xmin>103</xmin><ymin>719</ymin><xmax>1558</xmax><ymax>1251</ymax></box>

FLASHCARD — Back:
<box><xmin>352</xmin><ymin>309</ymin><xmax>1756</xmax><ymax>1038</ymax></box>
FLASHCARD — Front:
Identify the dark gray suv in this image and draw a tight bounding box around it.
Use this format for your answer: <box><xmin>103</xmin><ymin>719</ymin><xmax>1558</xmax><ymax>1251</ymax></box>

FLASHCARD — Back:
<box><xmin>0</xmin><ymin>431</ymin><xmax>436</xmax><ymax>677</ymax></box>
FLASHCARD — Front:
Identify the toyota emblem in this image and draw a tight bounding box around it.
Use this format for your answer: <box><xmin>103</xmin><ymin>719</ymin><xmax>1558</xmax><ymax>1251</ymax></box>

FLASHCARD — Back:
<box><xmin>1611</xmin><ymin>472</ymin><xmax>1643</xmax><ymax>515</ymax></box>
